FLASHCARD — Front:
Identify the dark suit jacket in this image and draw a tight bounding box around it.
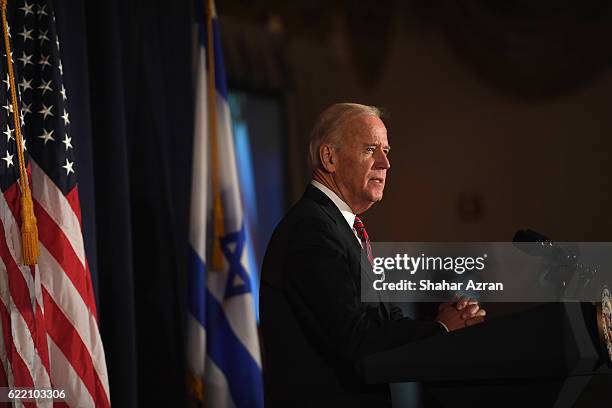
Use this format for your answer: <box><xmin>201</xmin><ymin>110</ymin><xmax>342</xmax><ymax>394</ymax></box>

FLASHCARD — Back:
<box><xmin>260</xmin><ymin>185</ymin><xmax>446</xmax><ymax>407</ymax></box>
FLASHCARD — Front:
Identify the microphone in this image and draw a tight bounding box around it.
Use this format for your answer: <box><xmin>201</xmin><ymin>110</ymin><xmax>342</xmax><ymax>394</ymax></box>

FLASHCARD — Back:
<box><xmin>512</xmin><ymin>229</ymin><xmax>590</xmax><ymax>295</ymax></box>
<box><xmin>512</xmin><ymin>229</ymin><xmax>579</xmax><ymax>265</ymax></box>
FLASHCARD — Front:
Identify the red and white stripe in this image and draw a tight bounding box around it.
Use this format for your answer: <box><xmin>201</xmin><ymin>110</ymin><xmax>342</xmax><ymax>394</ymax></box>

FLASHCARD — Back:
<box><xmin>0</xmin><ymin>160</ymin><xmax>110</xmax><ymax>407</ymax></box>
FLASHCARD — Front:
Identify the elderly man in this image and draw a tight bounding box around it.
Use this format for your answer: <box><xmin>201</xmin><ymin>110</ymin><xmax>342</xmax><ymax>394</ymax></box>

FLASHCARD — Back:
<box><xmin>260</xmin><ymin>103</ymin><xmax>485</xmax><ymax>406</ymax></box>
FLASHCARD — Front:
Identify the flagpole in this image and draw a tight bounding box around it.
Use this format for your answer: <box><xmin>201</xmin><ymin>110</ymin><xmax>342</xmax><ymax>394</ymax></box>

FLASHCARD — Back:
<box><xmin>205</xmin><ymin>0</ymin><xmax>225</xmax><ymax>270</ymax></box>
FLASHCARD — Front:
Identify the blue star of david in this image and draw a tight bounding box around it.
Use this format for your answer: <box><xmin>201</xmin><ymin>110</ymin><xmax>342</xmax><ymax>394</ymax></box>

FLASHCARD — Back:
<box><xmin>221</xmin><ymin>224</ymin><xmax>252</xmax><ymax>299</ymax></box>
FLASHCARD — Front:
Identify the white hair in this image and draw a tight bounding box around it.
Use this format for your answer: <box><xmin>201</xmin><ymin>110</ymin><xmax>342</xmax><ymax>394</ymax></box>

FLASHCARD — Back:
<box><xmin>308</xmin><ymin>103</ymin><xmax>382</xmax><ymax>170</ymax></box>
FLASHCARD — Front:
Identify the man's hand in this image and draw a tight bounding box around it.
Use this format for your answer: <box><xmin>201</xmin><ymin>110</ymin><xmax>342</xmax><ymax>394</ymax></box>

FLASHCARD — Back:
<box><xmin>435</xmin><ymin>297</ymin><xmax>486</xmax><ymax>332</ymax></box>
<box><xmin>456</xmin><ymin>296</ymin><xmax>486</xmax><ymax>327</ymax></box>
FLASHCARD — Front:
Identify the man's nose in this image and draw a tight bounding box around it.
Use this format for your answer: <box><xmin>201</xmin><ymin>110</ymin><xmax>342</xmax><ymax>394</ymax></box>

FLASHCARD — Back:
<box><xmin>375</xmin><ymin>150</ymin><xmax>390</xmax><ymax>170</ymax></box>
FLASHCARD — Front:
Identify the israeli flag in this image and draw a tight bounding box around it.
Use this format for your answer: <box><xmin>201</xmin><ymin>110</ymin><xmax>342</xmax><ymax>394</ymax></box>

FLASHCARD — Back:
<box><xmin>187</xmin><ymin>2</ymin><xmax>263</xmax><ymax>407</ymax></box>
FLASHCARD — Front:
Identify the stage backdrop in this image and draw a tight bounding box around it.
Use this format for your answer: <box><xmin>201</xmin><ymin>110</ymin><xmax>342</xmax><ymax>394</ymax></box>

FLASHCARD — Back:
<box><xmin>54</xmin><ymin>0</ymin><xmax>195</xmax><ymax>405</ymax></box>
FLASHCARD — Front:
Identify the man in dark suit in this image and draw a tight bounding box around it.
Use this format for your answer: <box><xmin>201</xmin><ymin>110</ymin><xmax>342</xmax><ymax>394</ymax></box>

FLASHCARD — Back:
<box><xmin>260</xmin><ymin>103</ymin><xmax>485</xmax><ymax>406</ymax></box>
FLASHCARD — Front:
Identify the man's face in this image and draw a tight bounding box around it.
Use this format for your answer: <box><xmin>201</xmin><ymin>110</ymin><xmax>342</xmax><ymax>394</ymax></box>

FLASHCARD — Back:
<box><xmin>333</xmin><ymin>115</ymin><xmax>390</xmax><ymax>214</ymax></box>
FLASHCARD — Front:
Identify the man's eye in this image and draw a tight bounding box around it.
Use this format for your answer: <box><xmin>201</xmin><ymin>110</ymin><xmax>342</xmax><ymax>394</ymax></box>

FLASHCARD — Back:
<box><xmin>366</xmin><ymin>147</ymin><xmax>375</xmax><ymax>153</ymax></box>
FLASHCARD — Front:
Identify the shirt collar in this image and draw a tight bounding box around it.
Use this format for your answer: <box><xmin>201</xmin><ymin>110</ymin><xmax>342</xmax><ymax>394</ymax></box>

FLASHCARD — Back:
<box><xmin>311</xmin><ymin>180</ymin><xmax>356</xmax><ymax>229</ymax></box>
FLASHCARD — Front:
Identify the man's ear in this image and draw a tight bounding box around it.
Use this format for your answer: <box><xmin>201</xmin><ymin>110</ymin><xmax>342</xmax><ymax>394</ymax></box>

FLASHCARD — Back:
<box><xmin>319</xmin><ymin>144</ymin><xmax>336</xmax><ymax>172</ymax></box>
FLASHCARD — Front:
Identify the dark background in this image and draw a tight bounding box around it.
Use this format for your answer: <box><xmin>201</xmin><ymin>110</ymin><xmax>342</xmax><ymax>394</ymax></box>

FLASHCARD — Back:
<box><xmin>54</xmin><ymin>0</ymin><xmax>193</xmax><ymax>406</ymax></box>
<box><xmin>47</xmin><ymin>0</ymin><xmax>612</xmax><ymax>405</ymax></box>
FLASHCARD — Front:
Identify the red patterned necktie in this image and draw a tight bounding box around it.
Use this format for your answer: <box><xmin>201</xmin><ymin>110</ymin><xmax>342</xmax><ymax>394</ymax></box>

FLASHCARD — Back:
<box><xmin>353</xmin><ymin>216</ymin><xmax>374</xmax><ymax>264</ymax></box>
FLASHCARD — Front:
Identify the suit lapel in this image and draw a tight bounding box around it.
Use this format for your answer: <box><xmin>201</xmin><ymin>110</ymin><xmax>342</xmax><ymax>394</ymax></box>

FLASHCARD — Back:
<box><xmin>304</xmin><ymin>185</ymin><xmax>361</xmax><ymax>253</ymax></box>
<box><xmin>304</xmin><ymin>185</ymin><xmax>389</xmax><ymax>317</ymax></box>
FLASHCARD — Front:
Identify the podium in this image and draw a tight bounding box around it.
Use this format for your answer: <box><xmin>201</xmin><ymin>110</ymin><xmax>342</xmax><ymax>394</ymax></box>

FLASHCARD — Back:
<box><xmin>356</xmin><ymin>303</ymin><xmax>612</xmax><ymax>407</ymax></box>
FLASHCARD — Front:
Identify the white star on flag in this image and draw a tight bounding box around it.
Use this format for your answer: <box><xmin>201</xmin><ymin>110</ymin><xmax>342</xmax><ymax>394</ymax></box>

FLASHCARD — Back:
<box><xmin>62</xmin><ymin>134</ymin><xmax>72</xmax><ymax>150</ymax></box>
<box><xmin>2</xmin><ymin>151</ymin><xmax>13</xmax><ymax>168</ymax></box>
<box><xmin>38</xmin><ymin>79</ymin><xmax>53</xmax><ymax>94</ymax></box>
<box><xmin>37</xmin><ymin>29</ymin><xmax>49</xmax><ymax>44</ymax></box>
<box><xmin>38</xmin><ymin>128</ymin><xmax>54</xmax><ymax>144</ymax></box>
<box><xmin>18</xmin><ymin>51</ymin><xmax>33</xmax><ymax>67</ymax></box>
<box><xmin>18</xmin><ymin>27</ymin><xmax>33</xmax><ymax>42</ymax></box>
<box><xmin>19</xmin><ymin>1</ymin><xmax>34</xmax><ymax>16</ymax></box>
<box><xmin>62</xmin><ymin>158</ymin><xmax>74</xmax><ymax>175</ymax></box>
<box><xmin>36</xmin><ymin>3</ymin><xmax>47</xmax><ymax>17</ymax></box>
<box><xmin>38</xmin><ymin>54</ymin><xmax>52</xmax><ymax>69</ymax></box>
<box><xmin>19</xmin><ymin>77</ymin><xmax>32</xmax><ymax>91</ymax></box>
<box><xmin>3</xmin><ymin>125</ymin><xmax>13</xmax><ymax>141</ymax></box>
<box><xmin>61</xmin><ymin>109</ymin><xmax>69</xmax><ymax>125</ymax></box>
<box><xmin>38</xmin><ymin>103</ymin><xmax>54</xmax><ymax>119</ymax></box>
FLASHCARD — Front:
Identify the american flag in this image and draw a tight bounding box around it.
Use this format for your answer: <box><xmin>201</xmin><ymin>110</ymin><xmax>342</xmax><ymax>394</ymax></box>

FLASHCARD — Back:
<box><xmin>0</xmin><ymin>0</ymin><xmax>110</xmax><ymax>406</ymax></box>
